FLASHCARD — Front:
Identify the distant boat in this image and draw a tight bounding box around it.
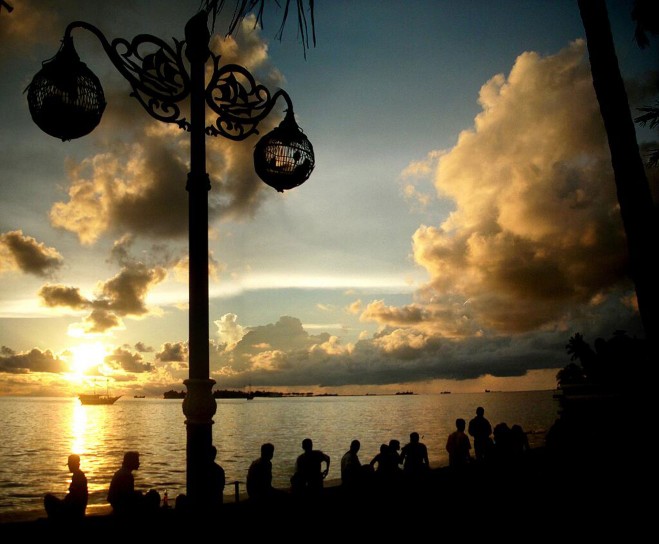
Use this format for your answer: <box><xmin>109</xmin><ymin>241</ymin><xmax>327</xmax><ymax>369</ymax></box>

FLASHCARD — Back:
<box><xmin>440</xmin><ymin>391</ymin><xmax>451</xmax><ymax>394</ymax></box>
<box><xmin>79</xmin><ymin>379</ymin><xmax>121</xmax><ymax>405</ymax></box>
<box><xmin>133</xmin><ymin>395</ymin><xmax>145</xmax><ymax>399</ymax></box>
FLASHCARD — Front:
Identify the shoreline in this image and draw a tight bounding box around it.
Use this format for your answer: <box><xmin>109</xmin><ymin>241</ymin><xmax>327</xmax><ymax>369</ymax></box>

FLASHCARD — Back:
<box><xmin>0</xmin><ymin>446</ymin><xmax>639</xmax><ymax>537</ymax></box>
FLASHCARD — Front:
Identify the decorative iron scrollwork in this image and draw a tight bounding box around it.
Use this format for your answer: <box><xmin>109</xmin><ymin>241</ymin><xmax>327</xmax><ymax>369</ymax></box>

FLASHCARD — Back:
<box><xmin>205</xmin><ymin>54</ymin><xmax>278</xmax><ymax>141</ymax></box>
<box><xmin>65</xmin><ymin>21</ymin><xmax>191</xmax><ymax>128</ymax></box>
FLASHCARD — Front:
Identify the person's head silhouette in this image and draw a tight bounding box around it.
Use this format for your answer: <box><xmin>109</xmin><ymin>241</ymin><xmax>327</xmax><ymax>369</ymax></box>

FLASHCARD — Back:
<box><xmin>67</xmin><ymin>454</ymin><xmax>81</xmax><ymax>471</ymax></box>
<box><xmin>476</xmin><ymin>406</ymin><xmax>485</xmax><ymax>417</ymax></box>
<box><xmin>302</xmin><ymin>438</ymin><xmax>313</xmax><ymax>452</ymax></box>
<box><xmin>261</xmin><ymin>442</ymin><xmax>275</xmax><ymax>460</ymax></box>
<box><xmin>350</xmin><ymin>439</ymin><xmax>360</xmax><ymax>453</ymax></box>
<box><xmin>123</xmin><ymin>451</ymin><xmax>140</xmax><ymax>471</ymax></box>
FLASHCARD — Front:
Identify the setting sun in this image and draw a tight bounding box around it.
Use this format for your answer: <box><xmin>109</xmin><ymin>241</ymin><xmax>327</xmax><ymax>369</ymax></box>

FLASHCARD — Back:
<box><xmin>69</xmin><ymin>343</ymin><xmax>108</xmax><ymax>376</ymax></box>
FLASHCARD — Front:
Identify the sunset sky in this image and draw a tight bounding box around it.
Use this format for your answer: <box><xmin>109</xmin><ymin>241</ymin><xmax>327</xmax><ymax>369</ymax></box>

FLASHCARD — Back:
<box><xmin>0</xmin><ymin>0</ymin><xmax>657</xmax><ymax>397</ymax></box>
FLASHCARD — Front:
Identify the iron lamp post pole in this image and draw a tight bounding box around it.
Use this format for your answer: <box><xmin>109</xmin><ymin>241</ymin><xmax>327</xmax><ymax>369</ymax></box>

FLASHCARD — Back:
<box><xmin>182</xmin><ymin>10</ymin><xmax>215</xmax><ymax>511</ymax></box>
<box><xmin>26</xmin><ymin>7</ymin><xmax>315</xmax><ymax>510</ymax></box>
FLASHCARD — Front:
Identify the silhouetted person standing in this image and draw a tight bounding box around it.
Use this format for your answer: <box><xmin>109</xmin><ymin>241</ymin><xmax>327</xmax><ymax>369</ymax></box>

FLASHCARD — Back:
<box><xmin>108</xmin><ymin>451</ymin><xmax>160</xmax><ymax>518</ymax></box>
<box><xmin>44</xmin><ymin>454</ymin><xmax>88</xmax><ymax>521</ymax></box>
<box><xmin>446</xmin><ymin>418</ymin><xmax>472</xmax><ymax>468</ymax></box>
<box><xmin>468</xmin><ymin>407</ymin><xmax>493</xmax><ymax>461</ymax></box>
<box><xmin>340</xmin><ymin>439</ymin><xmax>363</xmax><ymax>490</ymax></box>
<box><xmin>400</xmin><ymin>432</ymin><xmax>430</xmax><ymax>481</ymax></box>
<box><xmin>291</xmin><ymin>438</ymin><xmax>330</xmax><ymax>498</ymax></box>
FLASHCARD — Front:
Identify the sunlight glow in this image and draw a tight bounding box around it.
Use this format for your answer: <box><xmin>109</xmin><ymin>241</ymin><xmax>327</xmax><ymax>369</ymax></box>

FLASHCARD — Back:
<box><xmin>70</xmin><ymin>343</ymin><xmax>107</xmax><ymax>376</ymax></box>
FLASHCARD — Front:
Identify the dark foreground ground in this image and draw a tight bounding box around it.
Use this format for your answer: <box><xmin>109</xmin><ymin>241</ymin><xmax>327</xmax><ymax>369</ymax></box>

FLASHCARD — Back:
<box><xmin>0</xmin><ymin>444</ymin><xmax>645</xmax><ymax>541</ymax></box>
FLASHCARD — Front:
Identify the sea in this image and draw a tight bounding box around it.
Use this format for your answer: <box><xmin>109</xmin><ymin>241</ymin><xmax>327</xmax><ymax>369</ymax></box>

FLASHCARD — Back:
<box><xmin>0</xmin><ymin>390</ymin><xmax>559</xmax><ymax>519</ymax></box>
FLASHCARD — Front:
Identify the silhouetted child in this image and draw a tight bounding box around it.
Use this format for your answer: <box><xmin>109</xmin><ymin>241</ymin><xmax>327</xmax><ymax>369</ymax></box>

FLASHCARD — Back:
<box><xmin>44</xmin><ymin>454</ymin><xmax>88</xmax><ymax>521</ymax></box>
<box><xmin>446</xmin><ymin>418</ymin><xmax>472</xmax><ymax>468</ymax></box>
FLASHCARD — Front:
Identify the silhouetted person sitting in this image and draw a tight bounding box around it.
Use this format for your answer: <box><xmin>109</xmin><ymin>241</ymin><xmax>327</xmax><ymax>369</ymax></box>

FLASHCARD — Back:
<box><xmin>388</xmin><ymin>439</ymin><xmax>403</xmax><ymax>468</ymax></box>
<box><xmin>400</xmin><ymin>432</ymin><xmax>430</xmax><ymax>482</ymax></box>
<box><xmin>247</xmin><ymin>442</ymin><xmax>286</xmax><ymax>503</ymax></box>
<box><xmin>468</xmin><ymin>406</ymin><xmax>493</xmax><ymax>461</ymax></box>
<box><xmin>44</xmin><ymin>454</ymin><xmax>88</xmax><ymax>522</ymax></box>
<box><xmin>209</xmin><ymin>445</ymin><xmax>225</xmax><ymax>510</ymax></box>
<box><xmin>340</xmin><ymin>439</ymin><xmax>363</xmax><ymax>491</ymax></box>
<box><xmin>108</xmin><ymin>451</ymin><xmax>160</xmax><ymax>518</ymax></box>
<box><xmin>291</xmin><ymin>438</ymin><xmax>330</xmax><ymax>498</ymax></box>
<box><xmin>446</xmin><ymin>418</ymin><xmax>472</xmax><ymax>468</ymax></box>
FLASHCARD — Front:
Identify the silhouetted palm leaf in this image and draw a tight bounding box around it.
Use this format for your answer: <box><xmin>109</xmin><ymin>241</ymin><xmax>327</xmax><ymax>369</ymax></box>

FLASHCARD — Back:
<box><xmin>203</xmin><ymin>0</ymin><xmax>316</xmax><ymax>57</ymax></box>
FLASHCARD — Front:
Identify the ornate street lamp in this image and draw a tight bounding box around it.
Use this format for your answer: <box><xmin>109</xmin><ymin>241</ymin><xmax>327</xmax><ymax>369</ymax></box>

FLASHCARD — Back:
<box><xmin>26</xmin><ymin>8</ymin><xmax>314</xmax><ymax>509</ymax></box>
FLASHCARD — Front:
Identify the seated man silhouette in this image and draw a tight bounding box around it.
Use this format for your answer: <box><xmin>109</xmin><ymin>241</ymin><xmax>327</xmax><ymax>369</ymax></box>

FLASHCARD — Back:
<box><xmin>44</xmin><ymin>454</ymin><xmax>88</xmax><ymax>521</ymax></box>
<box><xmin>107</xmin><ymin>451</ymin><xmax>160</xmax><ymax>517</ymax></box>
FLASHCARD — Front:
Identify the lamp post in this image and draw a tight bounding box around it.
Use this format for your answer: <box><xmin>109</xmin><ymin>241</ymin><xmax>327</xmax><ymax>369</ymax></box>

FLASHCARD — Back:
<box><xmin>26</xmin><ymin>8</ymin><xmax>314</xmax><ymax>509</ymax></box>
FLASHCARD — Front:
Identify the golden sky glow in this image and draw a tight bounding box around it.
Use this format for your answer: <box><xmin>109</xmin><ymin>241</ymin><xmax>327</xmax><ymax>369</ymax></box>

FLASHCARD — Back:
<box><xmin>0</xmin><ymin>1</ymin><xmax>655</xmax><ymax>397</ymax></box>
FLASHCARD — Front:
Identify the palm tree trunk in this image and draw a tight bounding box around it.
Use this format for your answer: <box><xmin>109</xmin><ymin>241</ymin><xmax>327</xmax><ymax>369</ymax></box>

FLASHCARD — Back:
<box><xmin>578</xmin><ymin>0</ymin><xmax>659</xmax><ymax>354</ymax></box>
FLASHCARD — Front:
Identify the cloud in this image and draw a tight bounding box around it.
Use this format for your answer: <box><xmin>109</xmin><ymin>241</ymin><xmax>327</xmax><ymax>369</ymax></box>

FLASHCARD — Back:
<box><xmin>396</xmin><ymin>40</ymin><xmax>636</xmax><ymax>336</ymax></box>
<box><xmin>157</xmin><ymin>342</ymin><xmax>188</xmax><ymax>363</ymax></box>
<box><xmin>105</xmin><ymin>346</ymin><xmax>154</xmax><ymax>373</ymax></box>
<box><xmin>46</xmin><ymin>19</ymin><xmax>285</xmax><ymax>247</ymax></box>
<box><xmin>0</xmin><ymin>0</ymin><xmax>63</xmax><ymax>60</ymax></box>
<box><xmin>0</xmin><ymin>346</ymin><xmax>68</xmax><ymax>374</ymax></box>
<box><xmin>0</xmin><ymin>230</ymin><xmax>63</xmax><ymax>277</ymax></box>
<box><xmin>214</xmin><ymin>313</ymin><xmax>246</xmax><ymax>348</ymax></box>
<box><xmin>70</xmin><ymin>309</ymin><xmax>124</xmax><ymax>336</ymax></box>
<box><xmin>213</xmin><ymin>315</ymin><xmax>330</xmax><ymax>374</ymax></box>
<box><xmin>39</xmin><ymin>259</ymin><xmax>167</xmax><ymax>334</ymax></box>
<box><xmin>39</xmin><ymin>285</ymin><xmax>89</xmax><ymax>309</ymax></box>
<box><xmin>97</xmin><ymin>263</ymin><xmax>167</xmax><ymax>315</ymax></box>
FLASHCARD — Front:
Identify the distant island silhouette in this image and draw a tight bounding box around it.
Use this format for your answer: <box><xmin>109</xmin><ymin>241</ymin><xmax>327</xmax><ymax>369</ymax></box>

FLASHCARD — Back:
<box><xmin>162</xmin><ymin>389</ymin><xmax>417</xmax><ymax>399</ymax></box>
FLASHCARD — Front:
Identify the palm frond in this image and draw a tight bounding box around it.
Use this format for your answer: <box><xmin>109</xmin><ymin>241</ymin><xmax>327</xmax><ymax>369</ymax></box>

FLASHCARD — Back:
<box><xmin>202</xmin><ymin>0</ymin><xmax>316</xmax><ymax>57</ymax></box>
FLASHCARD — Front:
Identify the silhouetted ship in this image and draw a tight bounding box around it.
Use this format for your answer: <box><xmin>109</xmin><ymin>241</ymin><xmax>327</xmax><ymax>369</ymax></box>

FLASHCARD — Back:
<box><xmin>79</xmin><ymin>379</ymin><xmax>121</xmax><ymax>405</ymax></box>
<box><xmin>79</xmin><ymin>393</ymin><xmax>121</xmax><ymax>405</ymax></box>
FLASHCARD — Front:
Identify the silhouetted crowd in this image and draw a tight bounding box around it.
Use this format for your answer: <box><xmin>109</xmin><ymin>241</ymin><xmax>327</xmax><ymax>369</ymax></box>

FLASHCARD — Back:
<box><xmin>43</xmin><ymin>405</ymin><xmax>535</xmax><ymax>524</ymax></box>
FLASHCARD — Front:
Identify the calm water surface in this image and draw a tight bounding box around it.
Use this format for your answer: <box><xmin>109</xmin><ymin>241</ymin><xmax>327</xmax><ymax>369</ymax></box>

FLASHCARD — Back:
<box><xmin>0</xmin><ymin>391</ymin><xmax>559</xmax><ymax>517</ymax></box>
